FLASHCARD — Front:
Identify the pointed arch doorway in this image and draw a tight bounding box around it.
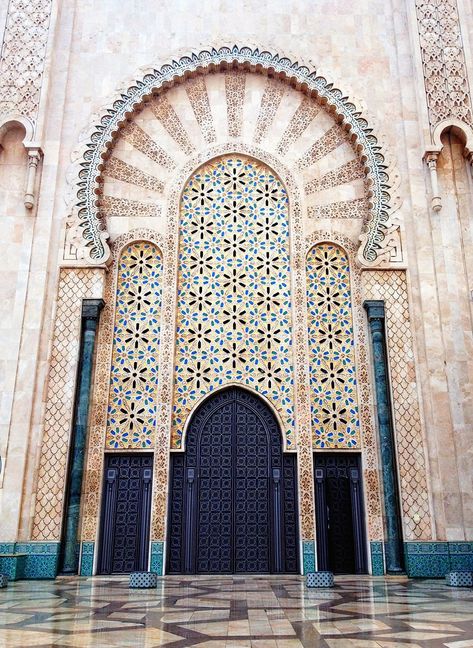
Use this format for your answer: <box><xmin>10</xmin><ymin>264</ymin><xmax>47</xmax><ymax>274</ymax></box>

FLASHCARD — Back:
<box><xmin>167</xmin><ymin>387</ymin><xmax>299</xmax><ymax>574</ymax></box>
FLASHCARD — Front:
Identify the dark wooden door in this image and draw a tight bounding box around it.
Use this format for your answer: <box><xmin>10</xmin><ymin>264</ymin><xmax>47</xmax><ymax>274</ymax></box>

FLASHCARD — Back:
<box><xmin>98</xmin><ymin>454</ymin><xmax>152</xmax><ymax>574</ymax></box>
<box><xmin>167</xmin><ymin>387</ymin><xmax>299</xmax><ymax>574</ymax></box>
<box><xmin>314</xmin><ymin>453</ymin><xmax>367</xmax><ymax>574</ymax></box>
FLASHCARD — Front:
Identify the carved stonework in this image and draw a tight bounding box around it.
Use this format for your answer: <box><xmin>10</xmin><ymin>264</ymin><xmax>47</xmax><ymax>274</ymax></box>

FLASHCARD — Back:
<box><xmin>0</xmin><ymin>0</ymin><xmax>52</xmax><ymax>126</ymax></box>
<box><xmin>416</xmin><ymin>0</ymin><xmax>473</xmax><ymax>130</ymax></box>
<box><xmin>32</xmin><ymin>269</ymin><xmax>105</xmax><ymax>541</ymax></box>
<box><xmin>362</xmin><ymin>270</ymin><xmax>432</xmax><ymax>541</ymax></box>
<box><xmin>67</xmin><ymin>46</ymin><xmax>402</xmax><ymax>267</ymax></box>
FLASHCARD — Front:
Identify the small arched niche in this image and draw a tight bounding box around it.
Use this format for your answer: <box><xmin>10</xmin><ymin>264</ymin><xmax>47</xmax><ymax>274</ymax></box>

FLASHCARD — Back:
<box><xmin>0</xmin><ymin>121</ymin><xmax>28</xmax><ymax>212</ymax></box>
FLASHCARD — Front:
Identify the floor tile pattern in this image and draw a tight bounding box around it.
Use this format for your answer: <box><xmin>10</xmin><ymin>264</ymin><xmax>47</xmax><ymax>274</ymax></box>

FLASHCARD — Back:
<box><xmin>1</xmin><ymin>575</ymin><xmax>473</xmax><ymax>647</ymax></box>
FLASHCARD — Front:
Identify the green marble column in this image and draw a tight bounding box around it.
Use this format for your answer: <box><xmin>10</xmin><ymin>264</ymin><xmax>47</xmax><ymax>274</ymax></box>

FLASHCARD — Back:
<box><xmin>364</xmin><ymin>300</ymin><xmax>404</xmax><ymax>574</ymax></box>
<box><xmin>60</xmin><ymin>299</ymin><xmax>104</xmax><ymax>574</ymax></box>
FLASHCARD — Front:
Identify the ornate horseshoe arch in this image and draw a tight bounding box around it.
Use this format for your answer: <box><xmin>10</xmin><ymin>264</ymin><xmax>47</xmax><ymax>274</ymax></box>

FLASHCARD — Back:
<box><xmin>67</xmin><ymin>45</ymin><xmax>402</xmax><ymax>267</ymax></box>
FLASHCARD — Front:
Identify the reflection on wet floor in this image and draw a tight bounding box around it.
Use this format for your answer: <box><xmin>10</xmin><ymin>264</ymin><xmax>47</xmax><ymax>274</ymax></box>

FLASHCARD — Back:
<box><xmin>1</xmin><ymin>575</ymin><xmax>473</xmax><ymax>647</ymax></box>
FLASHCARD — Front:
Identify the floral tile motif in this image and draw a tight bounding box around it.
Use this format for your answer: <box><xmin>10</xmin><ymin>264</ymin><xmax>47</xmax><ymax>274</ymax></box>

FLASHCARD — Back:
<box><xmin>172</xmin><ymin>155</ymin><xmax>294</xmax><ymax>448</ymax></box>
<box><xmin>306</xmin><ymin>244</ymin><xmax>360</xmax><ymax>448</ymax></box>
<box><xmin>105</xmin><ymin>242</ymin><xmax>162</xmax><ymax>449</ymax></box>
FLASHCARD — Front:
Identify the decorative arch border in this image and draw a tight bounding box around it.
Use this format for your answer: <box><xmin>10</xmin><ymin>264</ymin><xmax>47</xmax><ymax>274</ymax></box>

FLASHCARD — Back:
<box><xmin>73</xmin><ymin>45</ymin><xmax>396</xmax><ymax>266</ymax></box>
<box><xmin>432</xmin><ymin>117</ymin><xmax>473</xmax><ymax>152</ymax></box>
<box><xmin>305</xmin><ymin>230</ymin><xmax>383</xmax><ymax>541</ymax></box>
<box><xmin>0</xmin><ymin>114</ymin><xmax>35</xmax><ymax>145</ymax></box>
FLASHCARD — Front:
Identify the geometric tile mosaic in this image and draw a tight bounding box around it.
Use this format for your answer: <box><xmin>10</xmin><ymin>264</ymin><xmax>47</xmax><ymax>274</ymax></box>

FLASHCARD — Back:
<box><xmin>105</xmin><ymin>242</ymin><xmax>162</xmax><ymax>449</ymax></box>
<box><xmin>306</xmin><ymin>244</ymin><xmax>360</xmax><ymax>448</ymax></box>
<box><xmin>172</xmin><ymin>155</ymin><xmax>294</xmax><ymax>449</ymax></box>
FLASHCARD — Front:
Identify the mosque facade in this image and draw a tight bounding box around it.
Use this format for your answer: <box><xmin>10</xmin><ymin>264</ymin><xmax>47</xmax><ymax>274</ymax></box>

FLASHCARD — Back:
<box><xmin>0</xmin><ymin>0</ymin><xmax>472</xmax><ymax>579</ymax></box>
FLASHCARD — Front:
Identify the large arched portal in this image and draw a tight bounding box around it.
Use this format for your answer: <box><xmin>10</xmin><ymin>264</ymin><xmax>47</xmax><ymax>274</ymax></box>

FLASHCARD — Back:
<box><xmin>167</xmin><ymin>387</ymin><xmax>299</xmax><ymax>574</ymax></box>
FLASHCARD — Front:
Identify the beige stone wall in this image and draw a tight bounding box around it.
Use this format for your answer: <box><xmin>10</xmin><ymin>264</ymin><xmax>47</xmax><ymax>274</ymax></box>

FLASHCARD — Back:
<box><xmin>0</xmin><ymin>0</ymin><xmax>473</xmax><ymax>551</ymax></box>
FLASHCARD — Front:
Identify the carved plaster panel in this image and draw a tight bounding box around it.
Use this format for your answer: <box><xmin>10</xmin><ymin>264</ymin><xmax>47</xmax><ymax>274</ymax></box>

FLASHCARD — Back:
<box><xmin>416</xmin><ymin>0</ymin><xmax>473</xmax><ymax>131</ymax></box>
<box><xmin>0</xmin><ymin>0</ymin><xmax>52</xmax><ymax>128</ymax></box>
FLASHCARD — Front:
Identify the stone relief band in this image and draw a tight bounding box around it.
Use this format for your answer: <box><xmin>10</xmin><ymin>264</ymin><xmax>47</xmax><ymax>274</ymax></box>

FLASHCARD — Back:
<box><xmin>0</xmin><ymin>0</ymin><xmax>53</xmax><ymax>127</ymax></box>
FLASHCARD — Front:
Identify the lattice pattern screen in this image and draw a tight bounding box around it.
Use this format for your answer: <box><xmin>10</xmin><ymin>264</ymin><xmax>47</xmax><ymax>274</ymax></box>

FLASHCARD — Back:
<box><xmin>105</xmin><ymin>242</ymin><xmax>162</xmax><ymax>449</ymax></box>
<box><xmin>306</xmin><ymin>244</ymin><xmax>360</xmax><ymax>448</ymax></box>
<box><xmin>362</xmin><ymin>270</ymin><xmax>432</xmax><ymax>540</ymax></box>
<box><xmin>32</xmin><ymin>269</ymin><xmax>104</xmax><ymax>540</ymax></box>
<box><xmin>172</xmin><ymin>155</ymin><xmax>294</xmax><ymax>449</ymax></box>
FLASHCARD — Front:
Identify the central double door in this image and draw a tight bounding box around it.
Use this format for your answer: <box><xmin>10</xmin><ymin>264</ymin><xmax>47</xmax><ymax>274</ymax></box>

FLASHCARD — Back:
<box><xmin>167</xmin><ymin>387</ymin><xmax>299</xmax><ymax>574</ymax></box>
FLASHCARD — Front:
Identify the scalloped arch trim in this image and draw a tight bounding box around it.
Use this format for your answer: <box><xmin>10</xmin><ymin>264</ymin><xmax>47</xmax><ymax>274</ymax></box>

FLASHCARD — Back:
<box><xmin>76</xmin><ymin>45</ymin><xmax>393</xmax><ymax>264</ymax></box>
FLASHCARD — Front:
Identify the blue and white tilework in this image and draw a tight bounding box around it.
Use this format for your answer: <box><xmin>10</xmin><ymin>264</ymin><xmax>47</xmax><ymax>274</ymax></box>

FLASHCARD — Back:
<box><xmin>79</xmin><ymin>542</ymin><xmax>95</xmax><ymax>577</ymax></box>
<box><xmin>172</xmin><ymin>155</ymin><xmax>294</xmax><ymax>449</ymax></box>
<box><xmin>306</xmin><ymin>244</ymin><xmax>360</xmax><ymax>448</ymax></box>
<box><xmin>105</xmin><ymin>242</ymin><xmax>162</xmax><ymax>449</ymax></box>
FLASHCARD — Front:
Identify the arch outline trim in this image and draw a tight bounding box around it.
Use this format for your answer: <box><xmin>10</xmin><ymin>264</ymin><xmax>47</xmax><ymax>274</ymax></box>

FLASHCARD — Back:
<box><xmin>177</xmin><ymin>382</ymin><xmax>287</xmax><ymax>454</ymax></box>
<box><xmin>72</xmin><ymin>44</ymin><xmax>398</xmax><ymax>266</ymax></box>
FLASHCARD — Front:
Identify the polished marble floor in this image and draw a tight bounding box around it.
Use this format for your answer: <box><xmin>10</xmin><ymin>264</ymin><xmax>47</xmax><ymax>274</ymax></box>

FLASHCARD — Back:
<box><xmin>1</xmin><ymin>575</ymin><xmax>473</xmax><ymax>647</ymax></box>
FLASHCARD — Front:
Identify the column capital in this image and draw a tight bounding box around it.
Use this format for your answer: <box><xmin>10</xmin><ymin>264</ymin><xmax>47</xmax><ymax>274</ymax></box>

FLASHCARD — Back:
<box><xmin>363</xmin><ymin>299</ymin><xmax>385</xmax><ymax>321</ymax></box>
<box><xmin>423</xmin><ymin>148</ymin><xmax>441</xmax><ymax>167</ymax></box>
<box><xmin>81</xmin><ymin>298</ymin><xmax>105</xmax><ymax>321</ymax></box>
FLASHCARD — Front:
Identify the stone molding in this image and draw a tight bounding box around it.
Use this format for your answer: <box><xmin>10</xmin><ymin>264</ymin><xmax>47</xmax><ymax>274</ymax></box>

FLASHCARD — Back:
<box><xmin>69</xmin><ymin>45</ymin><xmax>401</xmax><ymax>267</ymax></box>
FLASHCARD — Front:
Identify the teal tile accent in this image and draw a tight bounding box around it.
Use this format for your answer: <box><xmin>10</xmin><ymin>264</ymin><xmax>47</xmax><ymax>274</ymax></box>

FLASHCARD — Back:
<box><xmin>79</xmin><ymin>542</ymin><xmax>94</xmax><ymax>576</ymax></box>
<box><xmin>404</xmin><ymin>542</ymin><xmax>449</xmax><ymax>577</ymax></box>
<box><xmin>370</xmin><ymin>541</ymin><xmax>385</xmax><ymax>576</ymax></box>
<box><xmin>0</xmin><ymin>543</ymin><xmax>15</xmax><ymax>553</ymax></box>
<box><xmin>0</xmin><ymin>554</ymin><xmax>25</xmax><ymax>580</ymax></box>
<box><xmin>150</xmin><ymin>542</ymin><xmax>164</xmax><ymax>575</ymax></box>
<box><xmin>448</xmin><ymin>542</ymin><xmax>473</xmax><ymax>571</ymax></box>
<box><xmin>15</xmin><ymin>542</ymin><xmax>60</xmax><ymax>579</ymax></box>
<box><xmin>403</xmin><ymin>542</ymin><xmax>473</xmax><ymax>578</ymax></box>
<box><xmin>302</xmin><ymin>540</ymin><xmax>316</xmax><ymax>574</ymax></box>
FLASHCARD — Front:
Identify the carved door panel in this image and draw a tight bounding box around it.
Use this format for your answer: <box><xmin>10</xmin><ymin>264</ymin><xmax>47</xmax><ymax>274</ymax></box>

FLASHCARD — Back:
<box><xmin>196</xmin><ymin>399</ymin><xmax>234</xmax><ymax>573</ymax></box>
<box><xmin>98</xmin><ymin>454</ymin><xmax>152</xmax><ymax>574</ymax></box>
<box><xmin>314</xmin><ymin>453</ymin><xmax>367</xmax><ymax>574</ymax></box>
<box><xmin>167</xmin><ymin>387</ymin><xmax>299</xmax><ymax>574</ymax></box>
<box><xmin>234</xmin><ymin>400</ymin><xmax>271</xmax><ymax>573</ymax></box>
